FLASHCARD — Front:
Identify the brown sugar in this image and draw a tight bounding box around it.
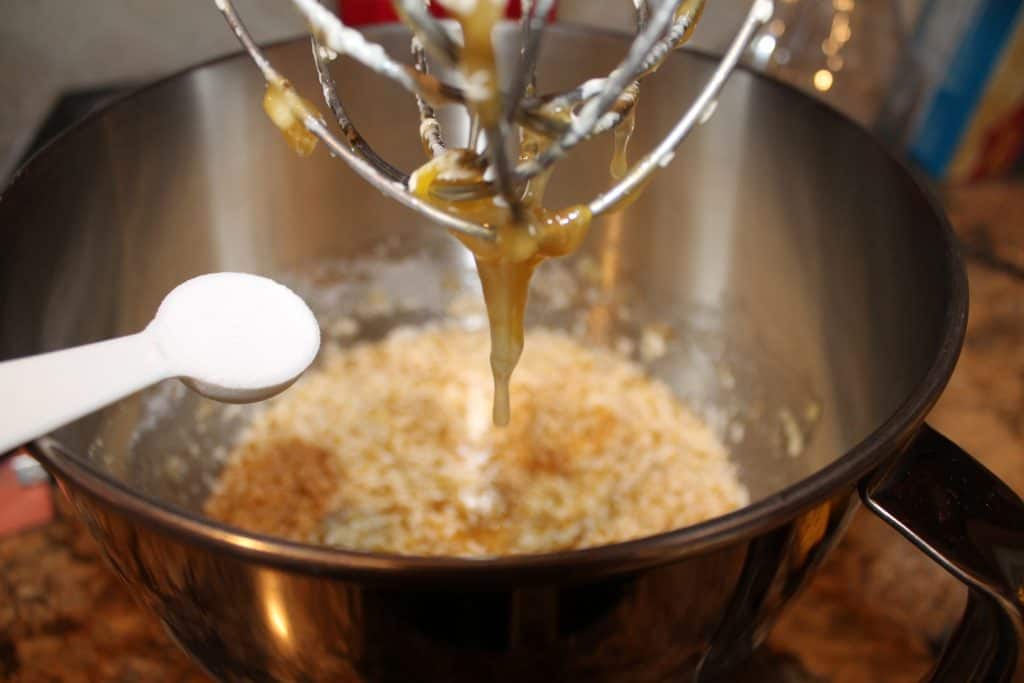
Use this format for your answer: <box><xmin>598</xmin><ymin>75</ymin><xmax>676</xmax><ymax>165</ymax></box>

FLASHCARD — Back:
<box><xmin>205</xmin><ymin>327</ymin><xmax>747</xmax><ymax>557</ymax></box>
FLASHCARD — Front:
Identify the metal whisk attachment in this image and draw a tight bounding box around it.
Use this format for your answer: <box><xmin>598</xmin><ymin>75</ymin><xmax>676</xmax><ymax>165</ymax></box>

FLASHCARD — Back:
<box><xmin>214</xmin><ymin>0</ymin><xmax>774</xmax><ymax>241</ymax></box>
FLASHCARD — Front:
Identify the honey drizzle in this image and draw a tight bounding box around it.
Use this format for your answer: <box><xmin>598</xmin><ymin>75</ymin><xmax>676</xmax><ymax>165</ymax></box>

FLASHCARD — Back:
<box><xmin>602</xmin><ymin>0</ymin><xmax>703</xmax><ymax>179</ymax></box>
<box><xmin>263</xmin><ymin>79</ymin><xmax>320</xmax><ymax>156</ymax></box>
<box><xmin>610</xmin><ymin>106</ymin><xmax>636</xmax><ymax>180</ymax></box>
<box><xmin>674</xmin><ymin>0</ymin><xmax>706</xmax><ymax>48</ymax></box>
<box><xmin>412</xmin><ymin>0</ymin><xmax>702</xmax><ymax>425</ymax></box>
<box><xmin>407</xmin><ymin>2</ymin><xmax>590</xmax><ymax>426</ymax></box>
<box><xmin>410</xmin><ymin>142</ymin><xmax>590</xmax><ymax>426</ymax></box>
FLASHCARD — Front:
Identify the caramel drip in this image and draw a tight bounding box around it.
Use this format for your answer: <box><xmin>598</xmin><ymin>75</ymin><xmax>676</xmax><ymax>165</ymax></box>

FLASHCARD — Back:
<box><xmin>610</xmin><ymin>106</ymin><xmax>636</xmax><ymax>180</ymax></box>
<box><xmin>674</xmin><ymin>0</ymin><xmax>706</xmax><ymax>48</ymax></box>
<box><xmin>407</xmin><ymin>3</ymin><xmax>592</xmax><ymax>425</ymax></box>
<box><xmin>410</xmin><ymin>147</ymin><xmax>590</xmax><ymax>427</ymax></box>
<box><xmin>263</xmin><ymin>80</ymin><xmax>319</xmax><ymax>156</ymax></box>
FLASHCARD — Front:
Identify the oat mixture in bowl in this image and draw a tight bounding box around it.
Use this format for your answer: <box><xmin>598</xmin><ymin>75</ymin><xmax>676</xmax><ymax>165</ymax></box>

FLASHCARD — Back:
<box><xmin>205</xmin><ymin>325</ymin><xmax>749</xmax><ymax>557</ymax></box>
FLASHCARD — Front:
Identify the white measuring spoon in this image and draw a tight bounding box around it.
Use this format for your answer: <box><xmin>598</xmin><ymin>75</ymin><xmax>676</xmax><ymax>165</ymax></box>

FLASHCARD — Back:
<box><xmin>0</xmin><ymin>272</ymin><xmax>320</xmax><ymax>454</ymax></box>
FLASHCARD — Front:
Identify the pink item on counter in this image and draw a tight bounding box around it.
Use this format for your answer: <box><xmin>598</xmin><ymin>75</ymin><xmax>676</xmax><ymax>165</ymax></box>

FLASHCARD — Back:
<box><xmin>0</xmin><ymin>450</ymin><xmax>54</xmax><ymax>536</ymax></box>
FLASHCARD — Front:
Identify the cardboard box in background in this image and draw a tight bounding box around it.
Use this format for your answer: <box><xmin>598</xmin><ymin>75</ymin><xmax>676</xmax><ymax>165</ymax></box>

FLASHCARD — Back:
<box><xmin>906</xmin><ymin>0</ymin><xmax>1024</xmax><ymax>182</ymax></box>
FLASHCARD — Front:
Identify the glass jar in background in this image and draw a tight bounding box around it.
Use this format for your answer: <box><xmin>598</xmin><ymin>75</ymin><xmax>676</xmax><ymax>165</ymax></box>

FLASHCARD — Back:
<box><xmin>746</xmin><ymin>0</ymin><xmax>912</xmax><ymax>130</ymax></box>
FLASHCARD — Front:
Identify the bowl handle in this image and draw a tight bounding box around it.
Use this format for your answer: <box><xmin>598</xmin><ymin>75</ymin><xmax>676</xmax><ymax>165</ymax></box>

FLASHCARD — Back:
<box><xmin>862</xmin><ymin>424</ymin><xmax>1024</xmax><ymax>682</ymax></box>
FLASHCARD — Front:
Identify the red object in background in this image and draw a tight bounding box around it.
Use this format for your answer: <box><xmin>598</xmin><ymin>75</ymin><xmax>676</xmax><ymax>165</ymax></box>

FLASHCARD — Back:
<box><xmin>339</xmin><ymin>1</ymin><xmax>555</xmax><ymax>25</ymax></box>
<box><xmin>969</xmin><ymin>102</ymin><xmax>1024</xmax><ymax>181</ymax></box>
<box><xmin>0</xmin><ymin>451</ymin><xmax>54</xmax><ymax>537</ymax></box>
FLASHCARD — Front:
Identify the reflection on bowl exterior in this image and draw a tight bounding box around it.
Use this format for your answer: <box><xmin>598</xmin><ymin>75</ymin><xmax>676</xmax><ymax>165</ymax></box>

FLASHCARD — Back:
<box><xmin>56</xmin><ymin>469</ymin><xmax>854</xmax><ymax>682</ymax></box>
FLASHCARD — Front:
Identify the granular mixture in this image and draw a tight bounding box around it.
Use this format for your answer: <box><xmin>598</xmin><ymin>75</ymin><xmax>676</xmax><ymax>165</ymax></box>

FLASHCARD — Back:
<box><xmin>205</xmin><ymin>326</ymin><xmax>748</xmax><ymax>557</ymax></box>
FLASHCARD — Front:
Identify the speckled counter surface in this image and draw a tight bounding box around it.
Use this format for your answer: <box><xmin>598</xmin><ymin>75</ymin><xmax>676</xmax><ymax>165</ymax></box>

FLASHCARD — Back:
<box><xmin>1</xmin><ymin>182</ymin><xmax>1021</xmax><ymax>682</ymax></box>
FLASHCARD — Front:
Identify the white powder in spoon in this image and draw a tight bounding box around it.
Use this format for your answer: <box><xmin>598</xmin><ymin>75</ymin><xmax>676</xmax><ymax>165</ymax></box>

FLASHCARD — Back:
<box><xmin>150</xmin><ymin>273</ymin><xmax>320</xmax><ymax>396</ymax></box>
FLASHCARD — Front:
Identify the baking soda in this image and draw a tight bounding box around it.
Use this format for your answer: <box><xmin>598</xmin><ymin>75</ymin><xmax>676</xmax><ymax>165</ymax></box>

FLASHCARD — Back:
<box><xmin>150</xmin><ymin>273</ymin><xmax>320</xmax><ymax>391</ymax></box>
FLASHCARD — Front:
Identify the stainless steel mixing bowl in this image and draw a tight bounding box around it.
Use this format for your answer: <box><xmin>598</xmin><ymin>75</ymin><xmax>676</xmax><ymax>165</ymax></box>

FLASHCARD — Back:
<box><xmin>1</xmin><ymin>27</ymin><xmax>1021</xmax><ymax>682</ymax></box>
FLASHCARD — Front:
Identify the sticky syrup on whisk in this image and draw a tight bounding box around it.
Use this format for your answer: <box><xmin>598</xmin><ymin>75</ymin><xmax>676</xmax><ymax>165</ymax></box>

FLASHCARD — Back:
<box><xmin>410</xmin><ymin>1</ymin><xmax>599</xmax><ymax>425</ymax></box>
<box><xmin>408</xmin><ymin>1</ymin><xmax>648</xmax><ymax>426</ymax></box>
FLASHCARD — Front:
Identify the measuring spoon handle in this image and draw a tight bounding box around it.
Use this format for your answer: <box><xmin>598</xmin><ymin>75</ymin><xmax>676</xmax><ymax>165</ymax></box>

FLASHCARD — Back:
<box><xmin>0</xmin><ymin>331</ymin><xmax>173</xmax><ymax>454</ymax></box>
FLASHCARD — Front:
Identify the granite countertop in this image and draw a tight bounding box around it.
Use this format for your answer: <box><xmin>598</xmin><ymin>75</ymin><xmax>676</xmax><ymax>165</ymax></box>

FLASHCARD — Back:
<box><xmin>1</xmin><ymin>181</ymin><xmax>1021</xmax><ymax>682</ymax></box>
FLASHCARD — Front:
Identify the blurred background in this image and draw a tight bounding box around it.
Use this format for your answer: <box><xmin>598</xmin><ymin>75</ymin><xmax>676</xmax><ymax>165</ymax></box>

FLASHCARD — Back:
<box><xmin>1</xmin><ymin>0</ymin><xmax>1022</xmax><ymax>527</ymax></box>
<box><xmin>3</xmin><ymin>0</ymin><xmax>1021</xmax><ymax>185</ymax></box>
<box><xmin>1</xmin><ymin>3</ymin><xmax>1022</xmax><ymax>680</ymax></box>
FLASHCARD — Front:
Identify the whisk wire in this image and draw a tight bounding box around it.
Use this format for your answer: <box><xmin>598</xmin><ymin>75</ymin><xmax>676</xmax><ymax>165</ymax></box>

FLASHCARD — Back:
<box><xmin>311</xmin><ymin>37</ymin><xmax>406</xmax><ymax>183</ymax></box>
<box><xmin>213</xmin><ymin>0</ymin><xmax>773</xmax><ymax>237</ymax></box>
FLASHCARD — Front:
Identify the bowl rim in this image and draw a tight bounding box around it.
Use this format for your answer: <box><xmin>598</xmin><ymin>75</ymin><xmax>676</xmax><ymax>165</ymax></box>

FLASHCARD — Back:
<box><xmin>18</xmin><ymin>25</ymin><xmax>968</xmax><ymax>585</ymax></box>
